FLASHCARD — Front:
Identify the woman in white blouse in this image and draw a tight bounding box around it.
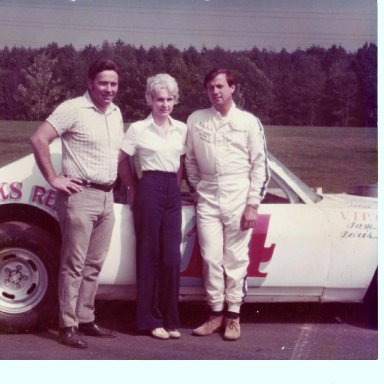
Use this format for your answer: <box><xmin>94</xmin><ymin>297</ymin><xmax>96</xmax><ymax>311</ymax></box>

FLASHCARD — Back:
<box><xmin>118</xmin><ymin>74</ymin><xmax>187</xmax><ymax>339</ymax></box>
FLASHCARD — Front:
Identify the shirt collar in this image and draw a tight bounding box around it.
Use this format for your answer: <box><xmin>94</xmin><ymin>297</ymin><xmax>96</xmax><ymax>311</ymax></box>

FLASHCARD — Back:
<box><xmin>143</xmin><ymin>113</ymin><xmax>180</xmax><ymax>131</ymax></box>
<box><xmin>82</xmin><ymin>91</ymin><xmax>117</xmax><ymax>115</ymax></box>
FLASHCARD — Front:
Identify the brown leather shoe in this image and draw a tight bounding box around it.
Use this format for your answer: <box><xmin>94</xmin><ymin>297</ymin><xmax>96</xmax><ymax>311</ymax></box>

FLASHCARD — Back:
<box><xmin>78</xmin><ymin>322</ymin><xmax>116</xmax><ymax>338</ymax></box>
<box><xmin>192</xmin><ymin>315</ymin><xmax>224</xmax><ymax>336</ymax></box>
<box><xmin>58</xmin><ymin>326</ymin><xmax>88</xmax><ymax>348</ymax></box>
<box><xmin>223</xmin><ymin>317</ymin><xmax>241</xmax><ymax>341</ymax></box>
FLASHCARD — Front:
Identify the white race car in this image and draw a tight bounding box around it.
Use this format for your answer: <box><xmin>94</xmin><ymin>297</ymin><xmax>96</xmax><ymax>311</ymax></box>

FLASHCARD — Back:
<box><xmin>0</xmin><ymin>140</ymin><xmax>378</xmax><ymax>332</ymax></box>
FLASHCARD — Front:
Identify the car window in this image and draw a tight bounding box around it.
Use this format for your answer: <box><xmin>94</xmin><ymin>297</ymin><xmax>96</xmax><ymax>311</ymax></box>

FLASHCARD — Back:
<box><xmin>262</xmin><ymin>176</ymin><xmax>291</xmax><ymax>204</ymax></box>
<box><xmin>268</xmin><ymin>153</ymin><xmax>322</xmax><ymax>204</ymax></box>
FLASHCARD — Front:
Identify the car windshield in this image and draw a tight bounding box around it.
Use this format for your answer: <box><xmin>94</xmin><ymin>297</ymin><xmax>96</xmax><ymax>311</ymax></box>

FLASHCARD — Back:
<box><xmin>268</xmin><ymin>153</ymin><xmax>322</xmax><ymax>203</ymax></box>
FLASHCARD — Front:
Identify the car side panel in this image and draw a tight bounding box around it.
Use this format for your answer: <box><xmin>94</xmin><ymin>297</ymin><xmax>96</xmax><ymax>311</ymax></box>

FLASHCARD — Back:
<box><xmin>321</xmin><ymin>205</ymin><xmax>377</xmax><ymax>301</ymax></box>
<box><xmin>246</xmin><ymin>205</ymin><xmax>331</xmax><ymax>296</ymax></box>
<box><xmin>98</xmin><ymin>204</ymin><xmax>136</xmax><ymax>284</ymax></box>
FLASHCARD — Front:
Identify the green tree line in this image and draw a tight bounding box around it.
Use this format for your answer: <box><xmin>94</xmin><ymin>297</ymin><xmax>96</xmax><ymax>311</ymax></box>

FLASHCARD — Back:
<box><xmin>0</xmin><ymin>40</ymin><xmax>377</xmax><ymax>127</ymax></box>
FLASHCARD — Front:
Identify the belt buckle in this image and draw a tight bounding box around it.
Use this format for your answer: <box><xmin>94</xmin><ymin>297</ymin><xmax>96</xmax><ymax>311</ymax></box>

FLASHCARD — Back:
<box><xmin>84</xmin><ymin>180</ymin><xmax>92</xmax><ymax>188</ymax></box>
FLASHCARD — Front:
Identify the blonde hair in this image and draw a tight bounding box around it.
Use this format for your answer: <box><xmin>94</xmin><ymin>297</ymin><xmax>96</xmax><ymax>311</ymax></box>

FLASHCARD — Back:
<box><xmin>145</xmin><ymin>73</ymin><xmax>179</xmax><ymax>106</ymax></box>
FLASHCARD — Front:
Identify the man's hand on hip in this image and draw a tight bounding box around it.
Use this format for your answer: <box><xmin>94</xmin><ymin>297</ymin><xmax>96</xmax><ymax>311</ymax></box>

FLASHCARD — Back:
<box><xmin>50</xmin><ymin>176</ymin><xmax>83</xmax><ymax>195</ymax></box>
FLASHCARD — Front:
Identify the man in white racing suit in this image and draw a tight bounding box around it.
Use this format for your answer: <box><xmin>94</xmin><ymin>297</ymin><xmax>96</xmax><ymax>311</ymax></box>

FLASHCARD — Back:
<box><xmin>185</xmin><ymin>68</ymin><xmax>270</xmax><ymax>341</ymax></box>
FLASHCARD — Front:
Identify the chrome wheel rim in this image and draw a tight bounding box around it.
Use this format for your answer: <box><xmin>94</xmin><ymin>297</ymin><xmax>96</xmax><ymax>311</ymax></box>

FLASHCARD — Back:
<box><xmin>0</xmin><ymin>247</ymin><xmax>49</xmax><ymax>314</ymax></box>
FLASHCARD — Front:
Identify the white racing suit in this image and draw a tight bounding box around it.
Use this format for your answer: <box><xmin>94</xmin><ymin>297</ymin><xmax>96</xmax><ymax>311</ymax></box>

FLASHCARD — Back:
<box><xmin>185</xmin><ymin>105</ymin><xmax>270</xmax><ymax>313</ymax></box>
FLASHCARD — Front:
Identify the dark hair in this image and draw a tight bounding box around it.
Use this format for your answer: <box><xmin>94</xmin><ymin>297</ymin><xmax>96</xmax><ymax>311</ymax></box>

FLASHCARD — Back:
<box><xmin>87</xmin><ymin>59</ymin><xmax>120</xmax><ymax>80</ymax></box>
<box><xmin>203</xmin><ymin>68</ymin><xmax>236</xmax><ymax>88</ymax></box>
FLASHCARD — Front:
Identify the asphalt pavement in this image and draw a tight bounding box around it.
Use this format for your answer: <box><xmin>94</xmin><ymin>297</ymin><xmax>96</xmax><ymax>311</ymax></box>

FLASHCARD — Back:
<box><xmin>0</xmin><ymin>300</ymin><xmax>377</xmax><ymax>360</ymax></box>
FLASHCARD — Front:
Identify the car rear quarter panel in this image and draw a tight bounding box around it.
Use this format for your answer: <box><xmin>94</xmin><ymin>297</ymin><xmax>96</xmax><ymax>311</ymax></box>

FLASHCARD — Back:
<box><xmin>319</xmin><ymin>201</ymin><xmax>377</xmax><ymax>302</ymax></box>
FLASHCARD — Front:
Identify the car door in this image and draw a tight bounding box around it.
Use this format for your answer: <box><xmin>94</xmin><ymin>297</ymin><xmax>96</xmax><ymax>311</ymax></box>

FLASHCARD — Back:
<box><xmin>249</xmin><ymin>202</ymin><xmax>332</xmax><ymax>301</ymax></box>
<box><xmin>243</xmin><ymin>159</ymin><xmax>333</xmax><ymax>302</ymax></box>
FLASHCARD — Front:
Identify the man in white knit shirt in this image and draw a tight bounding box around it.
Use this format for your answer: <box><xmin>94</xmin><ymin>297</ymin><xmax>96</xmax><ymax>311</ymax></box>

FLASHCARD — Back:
<box><xmin>185</xmin><ymin>68</ymin><xmax>270</xmax><ymax>341</ymax></box>
<box><xmin>30</xmin><ymin>59</ymin><xmax>123</xmax><ymax>348</ymax></box>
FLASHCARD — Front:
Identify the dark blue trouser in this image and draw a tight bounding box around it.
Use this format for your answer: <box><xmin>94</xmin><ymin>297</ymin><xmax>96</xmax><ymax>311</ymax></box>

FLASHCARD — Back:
<box><xmin>133</xmin><ymin>171</ymin><xmax>181</xmax><ymax>331</ymax></box>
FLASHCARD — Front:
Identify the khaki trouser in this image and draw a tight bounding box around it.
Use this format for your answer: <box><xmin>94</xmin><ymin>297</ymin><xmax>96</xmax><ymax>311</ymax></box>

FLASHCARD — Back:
<box><xmin>55</xmin><ymin>188</ymin><xmax>115</xmax><ymax>328</ymax></box>
<box><xmin>196</xmin><ymin>174</ymin><xmax>252</xmax><ymax>313</ymax></box>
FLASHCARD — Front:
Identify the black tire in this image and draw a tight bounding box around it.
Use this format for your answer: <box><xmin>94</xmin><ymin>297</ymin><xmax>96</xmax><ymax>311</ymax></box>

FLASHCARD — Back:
<box><xmin>0</xmin><ymin>221</ymin><xmax>60</xmax><ymax>333</ymax></box>
<box><xmin>363</xmin><ymin>269</ymin><xmax>378</xmax><ymax>329</ymax></box>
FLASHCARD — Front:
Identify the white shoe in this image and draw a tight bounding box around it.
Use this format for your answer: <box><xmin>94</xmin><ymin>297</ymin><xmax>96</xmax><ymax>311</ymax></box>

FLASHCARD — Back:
<box><xmin>167</xmin><ymin>329</ymin><xmax>181</xmax><ymax>339</ymax></box>
<box><xmin>151</xmin><ymin>327</ymin><xmax>169</xmax><ymax>340</ymax></box>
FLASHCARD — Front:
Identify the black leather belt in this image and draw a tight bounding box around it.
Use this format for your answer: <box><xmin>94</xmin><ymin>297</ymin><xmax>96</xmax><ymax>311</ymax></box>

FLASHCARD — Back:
<box><xmin>78</xmin><ymin>179</ymin><xmax>115</xmax><ymax>192</ymax></box>
<box><xmin>142</xmin><ymin>170</ymin><xmax>177</xmax><ymax>177</ymax></box>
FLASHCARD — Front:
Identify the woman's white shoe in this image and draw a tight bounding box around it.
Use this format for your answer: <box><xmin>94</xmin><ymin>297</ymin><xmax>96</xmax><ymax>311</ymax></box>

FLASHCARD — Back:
<box><xmin>151</xmin><ymin>327</ymin><xmax>170</xmax><ymax>340</ymax></box>
<box><xmin>167</xmin><ymin>329</ymin><xmax>181</xmax><ymax>339</ymax></box>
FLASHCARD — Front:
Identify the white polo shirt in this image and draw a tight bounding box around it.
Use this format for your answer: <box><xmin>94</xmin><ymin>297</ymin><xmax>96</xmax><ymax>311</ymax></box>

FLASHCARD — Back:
<box><xmin>47</xmin><ymin>92</ymin><xmax>124</xmax><ymax>184</ymax></box>
<box><xmin>121</xmin><ymin>114</ymin><xmax>187</xmax><ymax>173</ymax></box>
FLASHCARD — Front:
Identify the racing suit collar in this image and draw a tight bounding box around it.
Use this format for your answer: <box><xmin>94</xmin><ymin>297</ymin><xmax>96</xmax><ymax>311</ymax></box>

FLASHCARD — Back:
<box><xmin>211</xmin><ymin>102</ymin><xmax>236</xmax><ymax>118</ymax></box>
<box><xmin>211</xmin><ymin>103</ymin><xmax>244</xmax><ymax>131</ymax></box>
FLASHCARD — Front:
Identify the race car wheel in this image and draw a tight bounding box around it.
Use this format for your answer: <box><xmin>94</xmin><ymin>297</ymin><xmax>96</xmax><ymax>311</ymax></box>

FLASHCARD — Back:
<box><xmin>363</xmin><ymin>269</ymin><xmax>378</xmax><ymax>328</ymax></box>
<box><xmin>0</xmin><ymin>221</ymin><xmax>60</xmax><ymax>333</ymax></box>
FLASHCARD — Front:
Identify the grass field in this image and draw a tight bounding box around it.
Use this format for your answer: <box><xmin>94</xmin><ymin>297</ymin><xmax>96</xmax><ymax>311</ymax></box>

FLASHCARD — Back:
<box><xmin>0</xmin><ymin>120</ymin><xmax>377</xmax><ymax>194</ymax></box>
<box><xmin>264</xmin><ymin>125</ymin><xmax>377</xmax><ymax>193</ymax></box>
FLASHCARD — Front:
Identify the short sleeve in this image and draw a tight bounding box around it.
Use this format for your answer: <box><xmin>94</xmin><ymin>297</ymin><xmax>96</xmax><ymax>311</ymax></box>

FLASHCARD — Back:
<box><xmin>46</xmin><ymin>100</ymin><xmax>77</xmax><ymax>136</ymax></box>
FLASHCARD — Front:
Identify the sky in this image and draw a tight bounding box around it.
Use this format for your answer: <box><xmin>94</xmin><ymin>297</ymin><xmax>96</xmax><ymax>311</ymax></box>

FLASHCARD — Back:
<box><xmin>0</xmin><ymin>0</ymin><xmax>378</xmax><ymax>52</ymax></box>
